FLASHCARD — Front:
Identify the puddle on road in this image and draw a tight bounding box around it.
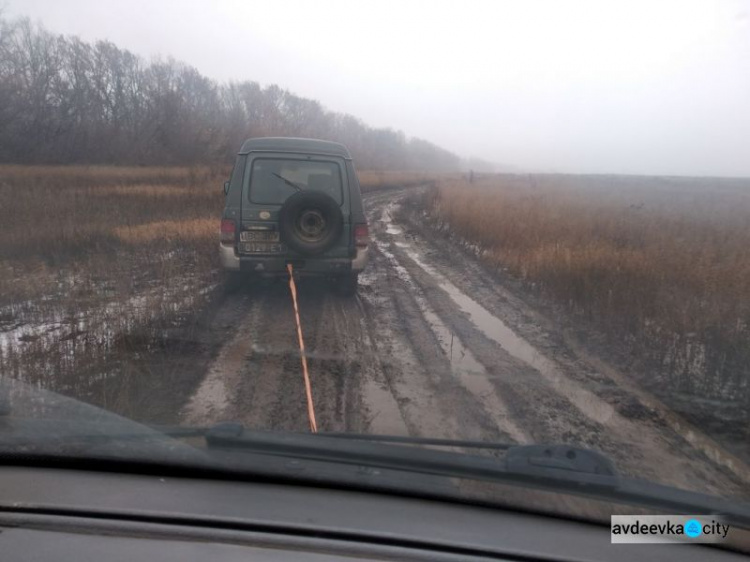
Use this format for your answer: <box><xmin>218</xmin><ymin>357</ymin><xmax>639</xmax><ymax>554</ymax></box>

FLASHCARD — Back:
<box><xmin>374</xmin><ymin>239</ymin><xmax>414</xmax><ymax>286</ymax></box>
<box><xmin>363</xmin><ymin>378</ymin><xmax>409</xmax><ymax>435</ymax></box>
<box><xmin>374</xmin><ymin>223</ymin><xmax>527</xmax><ymax>442</ymax></box>
<box><xmin>412</xmin><ymin>287</ymin><xmax>529</xmax><ymax>443</ymax></box>
<box><xmin>182</xmin><ymin>312</ymin><xmax>255</xmax><ymax>425</ymax></box>
<box><xmin>380</xmin><ymin>204</ymin><xmax>616</xmax><ymax>427</ymax></box>
<box><xmin>183</xmin><ymin>377</ymin><xmax>229</xmax><ymax>424</ymax></box>
<box><xmin>413</xmin><ymin>290</ymin><xmax>485</xmax><ymax>376</ymax></box>
<box><xmin>404</xmin><ymin>248</ymin><xmax>557</xmax><ymax>375</ymax></box>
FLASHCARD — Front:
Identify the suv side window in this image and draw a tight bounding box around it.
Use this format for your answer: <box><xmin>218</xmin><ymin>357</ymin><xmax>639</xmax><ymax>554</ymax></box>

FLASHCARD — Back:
<box><xmin>228</xmin><ymin>155</ymin><xmax>246</xmax><ymax>194</ymax></box>
<box><xmin>248</xmin><ymin>158</ymin><xmax>344</xmax><ymax>205</ymax></box>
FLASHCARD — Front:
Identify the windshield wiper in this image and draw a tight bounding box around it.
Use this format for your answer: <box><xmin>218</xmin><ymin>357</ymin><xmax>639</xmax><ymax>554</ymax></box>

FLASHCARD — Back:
<box><xmin>272</xmin><ymin>172</ymin><xmax>303</xmax><ymax>191</ymax></box>
<box><xmin>7</xmin><ymin>420</ymin><xmax>748</xmax><ymax>528</ymax></box>
<box><xmin>205</xmin><ymin>425</ymin><xmax>617</xmax><ymax>487</ymax></box>
<box><xmin>199</xmin><ymin>425</ymin><xmax>750</xmax><ymax>527</ymax></box>
<box><xmin>317</xmin><ymin>432</ymin><xmax>514</xmax><ymax>450</ymax></box>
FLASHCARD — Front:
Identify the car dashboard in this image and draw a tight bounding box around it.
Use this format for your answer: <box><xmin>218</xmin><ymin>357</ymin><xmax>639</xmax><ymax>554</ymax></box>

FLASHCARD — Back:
<box><xmin>0</xmin><ymin>466</ymin><xmax>746</xmax><ymax>561</ymax></box>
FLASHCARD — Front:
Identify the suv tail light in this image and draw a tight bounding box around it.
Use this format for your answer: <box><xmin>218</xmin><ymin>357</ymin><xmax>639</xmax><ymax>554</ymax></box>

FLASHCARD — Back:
<box><xmin>354</xmin><ymin>223</ymin><xmax>369</xmax><ymax>248</ymax></box>
<box><xmin>220</xmin><ymin>219</ymin><xmax>236</xmax><ymax>244</ymax></box>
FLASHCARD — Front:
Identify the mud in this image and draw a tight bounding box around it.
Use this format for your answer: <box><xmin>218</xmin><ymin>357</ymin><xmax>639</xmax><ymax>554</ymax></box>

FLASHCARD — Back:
<box><xmin>150</xmin><ymin>187</ymin><xmax>749</xmax><ymax>501</ymax></box>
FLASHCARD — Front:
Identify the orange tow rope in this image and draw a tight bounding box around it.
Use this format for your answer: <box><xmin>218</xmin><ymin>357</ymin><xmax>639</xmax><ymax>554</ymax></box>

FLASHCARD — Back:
<box><xmin>287</xmin><ymin>264</ymin><xmax>318</xmax><ymax>433</ymax></box>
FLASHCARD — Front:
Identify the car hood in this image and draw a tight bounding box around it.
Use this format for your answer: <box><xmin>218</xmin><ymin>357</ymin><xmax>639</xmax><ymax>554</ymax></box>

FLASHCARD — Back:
<box><xmin>0</xmin><ymin>376</ymin><xmax>202</xmax><ymax>463</ymax></box>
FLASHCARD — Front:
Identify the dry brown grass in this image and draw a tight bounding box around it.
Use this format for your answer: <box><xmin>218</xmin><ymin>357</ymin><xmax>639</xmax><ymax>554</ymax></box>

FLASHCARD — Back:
<box><xmin>113</xmin><ymin>218</ymin><xmax>217</xmax><ymax>245</ymax></box>
<box><xmin>430</xmin><ymin>174</ymin><xmax>750</xmax><ymax>405</ymax></box>
<box><xmin>0</xmin><ymin>165</ymin><xmax>224</xmax><ymax>263</ymax></box>
<box><xmin>73</xmin><ymin>184</ymin><xmax>200</xmax><ymax>197</ymax></box>
<box><xmin>0</xmin><ymin>164</ymin><xmax>230</xmax><ymax>188</ymax></box>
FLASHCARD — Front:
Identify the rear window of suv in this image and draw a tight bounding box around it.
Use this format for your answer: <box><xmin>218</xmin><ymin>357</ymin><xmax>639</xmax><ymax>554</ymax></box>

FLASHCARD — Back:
<box><xmin>248</xmin><ymin>158</ymin><xmax>343</xmax><ymax>205</ymax></box>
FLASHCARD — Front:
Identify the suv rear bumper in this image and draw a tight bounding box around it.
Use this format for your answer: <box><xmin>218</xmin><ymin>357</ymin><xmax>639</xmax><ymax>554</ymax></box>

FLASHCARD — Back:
<box><xmin>220</xmin><ymin>244</ymin><xmax>369</xmax><ymax>275</ymax></box>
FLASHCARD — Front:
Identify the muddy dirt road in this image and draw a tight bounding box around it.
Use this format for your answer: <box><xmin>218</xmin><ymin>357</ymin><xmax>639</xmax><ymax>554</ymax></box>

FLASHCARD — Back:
<box><xmin>179</xmin><ymin>187</ymin><xmax>749</xmax><ymax>499</ymax></box>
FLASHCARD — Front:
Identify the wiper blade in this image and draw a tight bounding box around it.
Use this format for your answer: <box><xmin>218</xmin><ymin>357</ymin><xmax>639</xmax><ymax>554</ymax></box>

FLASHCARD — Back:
<box><xmin>318</xmin><ymin>432</ymin><xmax>514</xmax><ymax>450</ymax></box>
<box><xmin>272</xmin><ymin>172</ymin><xmax>303</xmax><ymax>191</ymax></box>
<box><xmin>203</xmin><ymin>426</ymin><xmax>750</xmax><ymax>527</ymax></box>
<box><xmin>15</xmin><ymin>420</ymin><xmax>747</xmax><ymax>528</ymax></box>
<box><xmin>207</xmin><ymin>426</ymin><xmax>615</xmax><ymax>487</ymax></box>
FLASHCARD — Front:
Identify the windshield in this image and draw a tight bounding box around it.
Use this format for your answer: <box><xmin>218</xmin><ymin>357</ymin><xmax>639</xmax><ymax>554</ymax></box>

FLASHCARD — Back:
<box><xmin>0</xmin><ymin>0</ymin><xmax>748</xmax><ymax>543</ymax></box>
<box><xmin>248</xmin><ymin>158</ymin><xmax>344</xmax><ymax>204</ymax></box>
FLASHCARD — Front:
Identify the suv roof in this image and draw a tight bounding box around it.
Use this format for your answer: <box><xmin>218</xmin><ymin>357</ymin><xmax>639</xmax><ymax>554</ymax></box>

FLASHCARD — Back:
<box><xmin>239</xmin><ymin>137</ymin><xmax>351</xmax><ymax>159</ymax></box>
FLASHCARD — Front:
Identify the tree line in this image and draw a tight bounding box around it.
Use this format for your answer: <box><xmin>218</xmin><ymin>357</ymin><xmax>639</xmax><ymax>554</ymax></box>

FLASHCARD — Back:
<box><xmin>0</xmin><ymin>16</ymin><xmax>460</xmax><ymax>170</ymax></box>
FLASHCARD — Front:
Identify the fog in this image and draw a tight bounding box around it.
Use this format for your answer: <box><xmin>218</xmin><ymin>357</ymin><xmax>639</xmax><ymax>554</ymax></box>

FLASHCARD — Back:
<box><xmin>5</xmin><ymin>0</ymin><xmax>750</xmax><ymax>176</ymax></box>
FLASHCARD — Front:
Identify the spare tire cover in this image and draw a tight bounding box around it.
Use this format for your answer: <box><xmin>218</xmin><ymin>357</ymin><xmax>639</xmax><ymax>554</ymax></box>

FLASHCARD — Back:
<box><xmin>279</xmin><ymin>190</ymin><xmax>344</xmax><ymax>256</ymax></box>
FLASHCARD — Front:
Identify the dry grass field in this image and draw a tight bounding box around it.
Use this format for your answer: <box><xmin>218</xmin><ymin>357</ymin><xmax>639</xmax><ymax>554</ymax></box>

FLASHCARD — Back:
<box><xmin>357</xmin><ymin>170</ymin><xmax>448</xmax><ymax>191</ymax></box>
<box><xmin>429</xmin><ymin>175</ymin><xmax>750</xmax><ymax>410</ymax></box>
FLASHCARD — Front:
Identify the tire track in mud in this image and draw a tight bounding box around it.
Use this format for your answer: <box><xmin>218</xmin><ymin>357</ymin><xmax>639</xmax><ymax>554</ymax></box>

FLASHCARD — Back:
<box><xmin>291</xmin><ymin>287</ymin><xmax>363</xmax><ymax>433</ymax></box>
<box><xmin>362</xmin><ymin>192</ymin><xmax>527</xmax><ymax>442</ymax></box>
<box><xmin>179</xmin><ymin>186</ymin><xmax>748</xmax><ymax>500</ymax></box>
<box><xmin>367</xmin><ymin>242</ymin><xmax>527</xmax><ymax>443</ymax></box>
<box><xmin>364</xmin><ymin>247</ymin><xmax>509</xmax><ymax>442</ymax></box>
<box><xmin>377</xmin><ymin>193</ymin><xmax>748</xmax><ymax>497</ymax></box>
<box><xmin>251</xmin><ymin>284</ymin><xmax>308</xmax><ymax>431</ymax></box>
<box><xmin>181</xmin><ymin>292</ymin><xmax>260</xmax><ymax>426</ymax></box>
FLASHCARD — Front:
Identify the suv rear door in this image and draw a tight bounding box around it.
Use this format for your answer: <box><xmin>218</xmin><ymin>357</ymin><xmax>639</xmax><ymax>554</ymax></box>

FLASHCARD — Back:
<box><xmin>240</xmin><ymin>153</ymin><xmax>352</xmax><ymax>259</ymax></box>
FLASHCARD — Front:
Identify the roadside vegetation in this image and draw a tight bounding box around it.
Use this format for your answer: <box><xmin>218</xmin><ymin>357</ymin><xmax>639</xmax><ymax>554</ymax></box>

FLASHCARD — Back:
<box><xmin>358</xmin><ymin>171</ymin><xmax>450</xmax><ymax>191</ymax></box>
<box><xmin>0</xmin><ymin>165</ymin><xmax>227</xmax><ymax>418</ymax></box>
<box><xmin>428</xmin><ymin>175</ymin><xmax>750</xmax><ymax>414</ymax></box>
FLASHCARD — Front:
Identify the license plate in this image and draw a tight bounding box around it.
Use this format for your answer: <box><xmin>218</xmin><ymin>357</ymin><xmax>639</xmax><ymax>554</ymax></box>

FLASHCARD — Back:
<box><xmin>240</xmin><ymin>230</ymin><xmax>280</xmax><ymax>242</ymax></box>
<box><xmin>241</xmin><ymin>242</ymin><xmax>285</xmax><ymax>254</ymax></box>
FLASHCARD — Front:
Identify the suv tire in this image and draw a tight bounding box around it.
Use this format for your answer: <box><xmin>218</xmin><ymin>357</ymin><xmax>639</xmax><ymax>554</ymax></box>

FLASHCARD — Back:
<box><xmin>279</xmin><ymin>191</ymin><xmax>343</xmax><ymax>256</ymax></box>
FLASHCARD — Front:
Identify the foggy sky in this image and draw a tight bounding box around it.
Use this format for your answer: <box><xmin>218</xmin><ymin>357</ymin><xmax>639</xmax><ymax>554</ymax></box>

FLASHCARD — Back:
<box><xmin>4</xmin><ymin>0</ymin><xmax>750</xmax><ymax>176</ymax></box>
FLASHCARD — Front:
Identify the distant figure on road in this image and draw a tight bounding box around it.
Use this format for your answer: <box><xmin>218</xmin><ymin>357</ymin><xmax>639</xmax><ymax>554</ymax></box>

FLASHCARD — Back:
<box><xmin>469</xmin><ymin>170</ymin><xmax>474</xmax><ymax>184</ymax></box>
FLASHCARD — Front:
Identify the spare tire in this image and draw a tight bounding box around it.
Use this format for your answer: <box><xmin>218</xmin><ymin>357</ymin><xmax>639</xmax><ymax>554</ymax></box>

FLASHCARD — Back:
<box><xmin>279</xmin><ymin>190</ymin><xmax>344</xmax><ymax>256</ymax></box>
